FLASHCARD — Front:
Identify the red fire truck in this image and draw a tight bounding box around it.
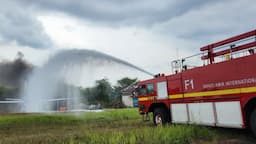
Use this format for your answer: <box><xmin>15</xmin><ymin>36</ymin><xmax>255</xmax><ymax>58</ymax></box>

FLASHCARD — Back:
<box><xmin>136</xmin><ymin>29</ymin><xmax>256</xmax><ymax>135</ymax></box>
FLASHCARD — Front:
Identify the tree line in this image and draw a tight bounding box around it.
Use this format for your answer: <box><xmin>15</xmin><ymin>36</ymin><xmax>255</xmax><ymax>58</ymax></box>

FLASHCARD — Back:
<box><xmin>80</xmin><ymin>77</ymin><xmax>138</xmax><ymax>108</ymax></box>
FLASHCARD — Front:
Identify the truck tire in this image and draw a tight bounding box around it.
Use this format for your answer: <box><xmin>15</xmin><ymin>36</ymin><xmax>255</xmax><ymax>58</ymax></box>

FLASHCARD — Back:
<box><xmin>250</xmin><ymin>108</ymin><xmax>256</xmax><ymax>136</ymax></box>
<box><xmin>153</xmin><ymin>108</ymin><xmax>169</xmax><ymax>126</ymax></box>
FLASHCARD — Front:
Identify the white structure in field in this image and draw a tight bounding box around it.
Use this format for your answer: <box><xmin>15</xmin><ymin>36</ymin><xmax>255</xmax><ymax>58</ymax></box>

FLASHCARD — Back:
<box><xmin>122</xmin><ymin>95</ymin><xmax>133</xmax><ymax>107</ymax></box>
<box><xmin>121</xmin><ymin>84</ymin><xmax>137</xmax><ymax>107</ymax></box>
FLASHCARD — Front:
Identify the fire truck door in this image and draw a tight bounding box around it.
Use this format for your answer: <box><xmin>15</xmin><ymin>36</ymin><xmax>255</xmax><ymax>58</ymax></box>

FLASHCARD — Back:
<box><xmin>167</xmin><ymin>74</ymin><xmax>183</xmax><ymax>99</ymax></box>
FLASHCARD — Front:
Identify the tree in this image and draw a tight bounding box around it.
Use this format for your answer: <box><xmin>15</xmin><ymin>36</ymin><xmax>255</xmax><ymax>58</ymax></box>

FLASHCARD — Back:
<box><xmin>79</xmin><ymin>77</ymin><xmax>138</xmax><ymax>108</ymax></box>
<box><xmin>116</xmin><ymin>77</ymin><xmax>138</xmax><ymax>88</ymax></box>
<box><xmin>94</xmin><ymin>78</ymin><xmax>112</xmax><ymax>104</ymax></box>
<box><xmin>113</xmin><ymin>77</ymin><xmax>138</xmax><ymax>102</ymax></box>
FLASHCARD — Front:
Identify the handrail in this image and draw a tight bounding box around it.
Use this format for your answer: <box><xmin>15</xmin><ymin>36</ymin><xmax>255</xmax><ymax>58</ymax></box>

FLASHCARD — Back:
<box><xmin>200</xmin><ymin>30</ymin><xmax>256</xmax><ymax>51</ymax></box>
<box><xmin>200</xmin><ymin>29</ymin><xmax>256</xmax><ymax>64</ymax></box>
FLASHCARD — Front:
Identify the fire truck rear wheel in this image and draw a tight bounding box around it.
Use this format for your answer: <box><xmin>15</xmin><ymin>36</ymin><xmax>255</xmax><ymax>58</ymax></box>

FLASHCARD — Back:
<box><xmin>153</xmin><ymin>108</ymin><xmax>169</xmax><ymax>126</ymax></box>
<box><xmin>250</xmin><ymin>108</ymin><xmax>256</xmax><ymax>136</ymax></box>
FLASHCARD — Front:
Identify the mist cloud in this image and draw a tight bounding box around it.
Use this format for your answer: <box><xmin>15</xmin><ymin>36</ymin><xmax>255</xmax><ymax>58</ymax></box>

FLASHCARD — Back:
<box><xmin>0</xmin><ymin>58</ymin><xmax>32</xmax><ymax>88</ymax></box>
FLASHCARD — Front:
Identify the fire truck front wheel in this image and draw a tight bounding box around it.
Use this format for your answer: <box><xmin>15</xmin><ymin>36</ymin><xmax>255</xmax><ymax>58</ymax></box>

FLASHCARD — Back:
<box><xmin>250</xmin><ymin>108</ymin><xmax>256</xmax><ymax>136</ymax></box>
<box><xmin>153</xmin><ymin>108</ymin><xmax>169</xmax><ymax>126</ymax></box>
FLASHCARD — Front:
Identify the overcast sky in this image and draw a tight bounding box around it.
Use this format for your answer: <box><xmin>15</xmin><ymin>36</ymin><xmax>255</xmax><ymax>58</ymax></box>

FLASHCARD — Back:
<box><xmin>0</xmin><ymin>0</ymin><xmax>255</xmax><ymax>82</ymax></box>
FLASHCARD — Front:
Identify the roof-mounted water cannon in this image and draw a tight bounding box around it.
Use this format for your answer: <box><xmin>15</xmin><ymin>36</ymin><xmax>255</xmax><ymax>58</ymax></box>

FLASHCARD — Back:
<box><xmin>154</xmin><ymin>73</ymin><xmax>161</xmax><ymax>78</ymax></box>
<box><xmin>154</xmin><ymin>73</ymin><xmax>165</xmax><ymax>78</ymax></box>
<box><xmin>171</xmin><ymin>59</ymin><xmax>182</xmax><ymax>74</ymax></box>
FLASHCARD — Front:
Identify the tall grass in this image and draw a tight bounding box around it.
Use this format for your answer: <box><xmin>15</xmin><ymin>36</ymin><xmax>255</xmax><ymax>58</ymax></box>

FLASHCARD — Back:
<box><xmin>81</xmin><ymin>108</ymin><xmax>140</xmax><ymax>122</ymax></box>
<box><xmin>80</xmin><ymin>125</ymin><xmax>214</xmax><ymax>144</ymax></box>
<box><xmin>0</xmin><ymin>114</ymin><xmax>82</xmax><ymax>128</ymax></box>
<box><xmin>0</xmin><ymin>108</ymin><xmax>254</xmax><ymax>144</ymax></box>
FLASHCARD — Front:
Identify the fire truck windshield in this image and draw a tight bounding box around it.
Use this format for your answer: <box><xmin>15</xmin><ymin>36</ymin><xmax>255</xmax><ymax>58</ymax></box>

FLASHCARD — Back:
<box><xmin>138</xmin><ymin>84</ymin><xmax>154</xmax><ymax>96</ymax></box>
<box><xmin>147</xmin><ymin>84</ymin><xmax>154</xmax><ymax>94</ymax></box>
<box><xmin>138</xmin><ymin>85</ymin><xmax>147</xmax><ymax>95</ymax></box>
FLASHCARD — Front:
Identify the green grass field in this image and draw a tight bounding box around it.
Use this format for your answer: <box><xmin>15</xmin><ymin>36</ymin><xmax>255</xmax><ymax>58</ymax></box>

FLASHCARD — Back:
<box><xmin>0</xmin><ymin>108</ymin><xmax>255</xmax><ymax>144</ymax></box>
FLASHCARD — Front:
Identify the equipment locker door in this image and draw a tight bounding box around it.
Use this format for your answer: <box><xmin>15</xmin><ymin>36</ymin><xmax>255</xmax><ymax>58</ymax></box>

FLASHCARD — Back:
<box><xmin>156</xmin><ymin>81</ymin><xmax>168</xmax><ymax>100</ymax></box>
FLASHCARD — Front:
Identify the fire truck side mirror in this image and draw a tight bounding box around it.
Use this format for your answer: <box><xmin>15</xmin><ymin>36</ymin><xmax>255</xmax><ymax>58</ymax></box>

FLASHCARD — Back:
<box><xmin>132</xmin><ymin>91</ymin><xmax>138</xmax><ymax>98</ymax></box>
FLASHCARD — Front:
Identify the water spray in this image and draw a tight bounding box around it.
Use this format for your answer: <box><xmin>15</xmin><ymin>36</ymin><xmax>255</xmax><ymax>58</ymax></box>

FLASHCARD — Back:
<box><xmin>22</xmin><ymin>49</ymin><xmax>153</xmax><ymax>112</ymax></box>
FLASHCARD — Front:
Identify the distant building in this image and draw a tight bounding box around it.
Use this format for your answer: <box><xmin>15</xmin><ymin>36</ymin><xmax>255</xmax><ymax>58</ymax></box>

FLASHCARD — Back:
<box><xmin>121</xmin><ymin>85</ymin><xmax>138</xmax><ymax>107</ymax></box>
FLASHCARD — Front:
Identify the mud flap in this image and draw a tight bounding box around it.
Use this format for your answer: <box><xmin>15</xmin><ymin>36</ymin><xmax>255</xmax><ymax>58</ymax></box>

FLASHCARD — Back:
<box><xmin>142</xmin><ymin>113</ymin><xmax>150</xmax><ymax>121</ymax></box>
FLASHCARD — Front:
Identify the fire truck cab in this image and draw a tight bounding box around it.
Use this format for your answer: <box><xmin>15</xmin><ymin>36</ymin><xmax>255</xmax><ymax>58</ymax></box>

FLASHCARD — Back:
<box><xmin>137</xmin><ymin>29</ymin><xmax>256</xmax><ymax>135</ymax></box>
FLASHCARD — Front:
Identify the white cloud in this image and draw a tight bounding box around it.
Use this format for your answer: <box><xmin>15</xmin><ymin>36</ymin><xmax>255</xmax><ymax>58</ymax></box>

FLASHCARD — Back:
<box><xmin>37</xmin><ymin>14</ymin><xmax>194</xmax><ymax>75</ymax></box>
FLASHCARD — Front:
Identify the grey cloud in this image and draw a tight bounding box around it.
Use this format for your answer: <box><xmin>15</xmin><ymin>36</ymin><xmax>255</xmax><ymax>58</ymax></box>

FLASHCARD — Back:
<box><xmin>154</xmin><ymin>0</ymin><xmax>256</xmax><ymax>45</ymax></box>
<box><xmin>0</xmin><ymin>1</ymin><xmax>52</xmax><ymax>48</ymax></box>
<box><xmin>17</xmin><ymin>0</ymin><xmax>220</xmax><ymax>26</ymax></box>
<box><xmin>2</xmin><ymin>0</ymin><xmax>253</xmax><ymax>50</ymax></box>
